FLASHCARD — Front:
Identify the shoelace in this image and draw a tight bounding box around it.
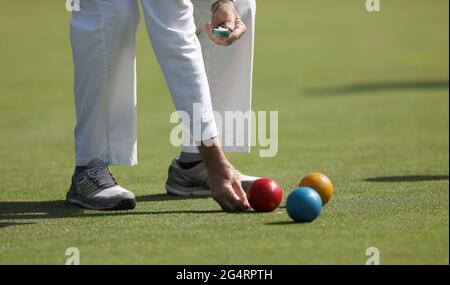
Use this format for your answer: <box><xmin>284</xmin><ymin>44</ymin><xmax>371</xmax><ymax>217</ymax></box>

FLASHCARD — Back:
<box><xmin>86</xmin><ymin>166</ymin><xmax>117</xmax><ymax>188</ymax></box>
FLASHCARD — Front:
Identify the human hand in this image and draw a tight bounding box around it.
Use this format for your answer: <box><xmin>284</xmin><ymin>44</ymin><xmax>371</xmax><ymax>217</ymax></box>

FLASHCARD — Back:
<box><xmin>204</xmin><ymin>2</ymin><xmax>247</xmax><ymax>46</ymax></box>
<box><xmin>199</xmin><ymin>138</ymin><xmax>250</xmax><ymax>212</ymax></box>
<box><xmin>208</xmin><ymin>162</ymin><xmax>250</xmax><ymax>212</ymax></box>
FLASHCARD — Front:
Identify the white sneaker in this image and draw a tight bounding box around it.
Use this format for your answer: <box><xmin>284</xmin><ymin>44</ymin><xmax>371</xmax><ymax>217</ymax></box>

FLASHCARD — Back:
<box><xmin>66</xmin><ymin>159</ymin><xmax>136</xmax><ymax>210</ymax></box>
<box><xmin>165</xmin><ymin>158</ymin><xmax>260</xmax><ymax>196</ymax></box>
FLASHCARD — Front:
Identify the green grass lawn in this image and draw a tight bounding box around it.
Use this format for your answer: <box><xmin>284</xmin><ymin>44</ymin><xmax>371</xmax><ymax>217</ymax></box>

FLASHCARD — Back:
<box><xmin>0</xmin><ymin>0</ymin><xmax>448</xmax><ymax>264</ymax></box>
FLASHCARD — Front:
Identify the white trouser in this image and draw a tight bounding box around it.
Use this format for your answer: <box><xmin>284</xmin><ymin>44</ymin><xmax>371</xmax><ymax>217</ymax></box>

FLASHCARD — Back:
<box><xmin>70</xmin><ymin>0</ymin><xmax>255</xmax><ymax>166</ymax></box>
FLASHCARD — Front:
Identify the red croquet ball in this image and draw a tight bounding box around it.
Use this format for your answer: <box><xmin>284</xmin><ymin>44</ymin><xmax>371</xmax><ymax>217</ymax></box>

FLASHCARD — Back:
<box><xmin>247</xmin><ymin>178</ymin><xmax>282</xmax><ymax>212</ymax></box>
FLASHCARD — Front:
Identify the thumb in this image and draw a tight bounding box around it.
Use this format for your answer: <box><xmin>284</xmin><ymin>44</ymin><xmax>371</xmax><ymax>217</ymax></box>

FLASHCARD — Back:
<box><xmin>204</xmin><ymin>22</ymin><xmax>212</xmax><ymax>34</ymax></box>
<box><xmin>223</xmin><ymin>18</ymin><xmax>236</xmax><ymax>31</ymax></box>
<box><xmin>232</xmin><ymin>179</ymin><xmax>250</xmax><ymax>209</ymax></box>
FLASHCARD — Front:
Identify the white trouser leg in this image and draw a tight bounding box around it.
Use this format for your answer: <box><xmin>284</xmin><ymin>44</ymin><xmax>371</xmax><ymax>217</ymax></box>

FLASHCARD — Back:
<box><xmin>71</xmin><ymin>0</ymin><xmax>139</xmax><ymax>166</ymax></box>
<box><xmin>141</xmin><ymin>0</ymin><xmax>219</xmax><ymax>150</ymax></box>
<box><xmin>190</xmin><ymin>0</ymin><xmax>256</xmax><ymax>153</ymax></box>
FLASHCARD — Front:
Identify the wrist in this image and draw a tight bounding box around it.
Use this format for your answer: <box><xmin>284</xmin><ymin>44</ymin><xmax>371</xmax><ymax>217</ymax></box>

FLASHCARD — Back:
<box><xmin>211</xmin><ymin>0</ymin><xmax>236</xmax><ymax>13</ymax></box>
<box><xmin>198</xmin><ymin>139</ymin><xmax>231</xmax><ymax>171</ymax></box>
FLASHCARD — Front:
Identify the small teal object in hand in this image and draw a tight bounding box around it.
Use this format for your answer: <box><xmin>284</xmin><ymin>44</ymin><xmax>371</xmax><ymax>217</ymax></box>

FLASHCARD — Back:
<box><xmin>212</xmin><ymin>26</ymin><xmax>231</xmax><ymax>38</ymax></box>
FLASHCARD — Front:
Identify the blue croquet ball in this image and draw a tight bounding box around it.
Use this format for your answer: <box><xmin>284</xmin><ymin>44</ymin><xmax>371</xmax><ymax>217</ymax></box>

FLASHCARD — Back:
<box><xmin>286</xmin><ymin>187</ymin><xmax>322</xmax><ymax>223</ymax></box>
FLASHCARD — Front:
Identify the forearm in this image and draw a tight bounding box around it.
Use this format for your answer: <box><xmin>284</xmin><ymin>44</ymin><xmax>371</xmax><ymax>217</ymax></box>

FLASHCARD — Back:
<box><xmin>198</xmin><ymin>137</ymin><xmax>230</xmax><ymax>172</ymax></box>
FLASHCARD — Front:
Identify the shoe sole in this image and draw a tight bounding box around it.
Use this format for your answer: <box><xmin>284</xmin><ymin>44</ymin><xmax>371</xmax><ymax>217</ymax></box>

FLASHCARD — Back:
<box><xmin>66</xmin><ymin>195</ymin><xmax>136</xmax><ymax>211</ymax></box>
<box><xmin>165</xmin><ymin>181</ymin><xmax>253</xmax><ymax>196</ymax></box>
<box><xmin>165</xmin><ymin>182</ymin><xmax>211</xmax><ymax>197</ymax></box>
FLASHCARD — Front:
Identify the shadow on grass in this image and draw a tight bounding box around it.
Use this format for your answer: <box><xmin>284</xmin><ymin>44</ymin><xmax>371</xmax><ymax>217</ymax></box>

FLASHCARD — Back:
<box><xmin>265</xmin><ymin>221</ymin><xmax>303</xmax><ymax>226</ymax></box>
<box><xmin>0</xmin><ymin>193</ymin><xmax>220</xmax><ymax>227</ymax></box>
<box><xmin>0</xmin><ymin>222</ymin><xmax>36</xmax><ymax>228</ymax></box>
<box><xmin>364</xmin><ymin>175</ymin><xmax>449</xmax><ymax>183</ymax></box>
<box><xmin>136</xmin><ymin>193</ymin><xmax>208</xmax><ymax>202</ymax></box>
<box><xmin>305</xmin><ymin>79</ymin><xmax>449</xmax><ymax>95</ymax></box>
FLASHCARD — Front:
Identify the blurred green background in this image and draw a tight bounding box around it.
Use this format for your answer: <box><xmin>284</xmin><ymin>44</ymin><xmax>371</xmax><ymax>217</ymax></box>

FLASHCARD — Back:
<box><xmin>0</xmin><ymin>0</ymin><xmax>448</xmax><ymax>264</ymax></box>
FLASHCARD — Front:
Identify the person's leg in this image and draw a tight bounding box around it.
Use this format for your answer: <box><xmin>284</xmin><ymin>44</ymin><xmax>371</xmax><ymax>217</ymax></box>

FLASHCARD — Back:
<box><xmin>194</xmin><ymin>0</ymin><xmax>256</xmax><ymax>153</ymax></box>
<box><xmin>141</xmin><ymin>0</ymin><xmax>218</xmax><ymax>140</ymax></box>
<box><xmin>164</xmin><ymin>0</ymin><xmax>258</xmax><ymax>196</ymax></box>
<box><xmin>140</xmin><ymin>0</ymin><xmax>219</xmax><ymax>196</ymax></box>
<box><xmin>141</xmin><ymin>0</ymin><xmax>219</xmax><ymax>172</ymax></box>
<box><xmin>67</xmin><ymin>0</ymin><xmax>139</xmax><ymax>210</ymax></box>
<box><xmin>72</xmin><ymin>0</ymin><xmax>140</xmax><ymax>166</ymax></box>
<box><xmin>177</xmin><ymin>0</ymin><xmax>256</xmax><ymax>166</ymax></box>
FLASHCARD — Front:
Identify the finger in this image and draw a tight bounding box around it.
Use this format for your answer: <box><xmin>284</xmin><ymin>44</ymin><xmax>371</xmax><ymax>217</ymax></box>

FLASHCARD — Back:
<box><xmin>222</xmin><ymin>17</ymin><xmax>236</xmax><ymax>31</ymax></box>
<box><xmin>214</xmin><ymin>186</ymin><xmax>246</xmax><ymax>212</ymax></box>
<box><xmin>220</xmin><ymin>198</ymin><xmax>245</xmax><ymax>212</ymax></box>
<box><xmin>204</xmin><ymin>22</ymin><xmax>218</xmax><ymax>43</ymax></box>
<box><xmin>212</xmin><ymin>193</ymin><xmax>234</xmax><ymax>212</ymax></box>
<box><xmin>219</xmin><ymin>200</ymin><xmax>235</xmax><ymax>212</ymax></box>
<box><xmin>229</xmin><ymin>198</ymin><xmax>250</xmax><ymax>212</ymax></box>
<box><xmin>224</xmin><ymin>20</ymin><xmax>247</xmax><ymax>45</ymax></box>
<box><xmin>235</xmin><ymin>187</ymin><xmax>251</xmax><ymax>209</ymax></box>
<box><xmin>225</xmin><ymin>186</ymin><xmax>249</xmax><ymax>211</ymax></box>
<box><xmin>204</xmin><ymin>22</ymin><xmax>212</xmax><ymax>32</ymax></box>
<box><xmin>231</xmin><ymin>177</ymin><xmax>250</xmax><ymax>208</ymax></box>
<box><xmin>228</xmin><ymin>20</ymin><xmax>247</xmax><ymax>42</ymax></box>
<box><xmin>204</xmin><ymin>22</ymin><xmax>227</xmax><ymax>46</ymax></box>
